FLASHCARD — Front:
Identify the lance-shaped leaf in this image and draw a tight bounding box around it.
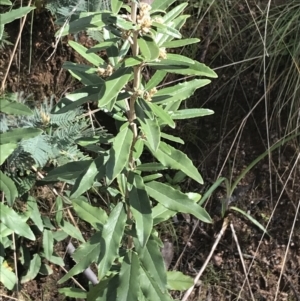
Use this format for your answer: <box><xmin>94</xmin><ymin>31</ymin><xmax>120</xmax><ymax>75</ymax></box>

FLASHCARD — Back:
<box><xmin>152</xmin><ymin>21</ymin><xmax>181</xmax><ymax>39</ymax></box>
<box><xmin>146</xmin><ymin>141</ymin><xmax>203</xmax><ymax>184</ymax></box>
<box><xmin>58</xmin><ymin>288</ymin><xmax>87</xmax><ymax>299</ymax></box>
<box><xmin>0</xmin><ymin>143</ymin><xmax>17</xmax><ymax>165</ymax></box>
<box><xmin>145</xmin><ymin>70</ymin><xmax>167</xmax><ymax>90</ymax></box>
<box><xmin>167</xmin><ymin>271</ymin><xmax>193</xmax><ymax>291</ymax></box>
<box><xmin>0</xmin><ymin>203</ymin><xmax>35</xmax><ymax>240</ymax></box>
<box><xmin>87</xmin><ymin>275</ymin><xmax>118</xmax><ymax>301</ymax></box>
<box><xmin>98</xmin><ymin>67</ymin><xmax>132</xmax><ymax>108</ymax></box>
<box><xmin>162</xmin><ymin>38</ymin><xmax>200</xmax><ymax>48</ymax></box>
<box><xmin>162</xmin><ymin>2</ymin><xmax>188</xmax><ymax>22</ymax></box>
<box><xmin>0</xmin><ymin>171</ymin><xmax>18</xmax><ymax>206</ymax></box>
<box><xmin>135</xmin><ymin>99</ymin><xmax>160</xmax><ymax>151</ymax></box>
<box><xmin>152</xmin><ymin>79</ymin><xmax>211</xmax><ymax>104</ymax></box>
<box><xmin>72</xmin><ymin>198</ymin><xmax>108</xmax><ymax>231</ymax></box>
<box><xmin>42</xmin><ymin>160</ymin><xmax>93</xmax><ymax>182</ymax></box>
<box><xmin>148</xmin><ymin>54</ymin><xmax>218</xmax><ymax>77</ymax></box>
<box><xmin>54</xmin><ymin>84</ymin><xmax>104</xmax><ymax>114</ymax></box>
<box><xmin>161</xmin><ymin>132</ymin><xmax>184</xmax><ymax>144</ymax></box>
<box><xmin>129</xmin><ymin>174</ymin><xmax>153</xmax><ymax>247</ymax></box>
<box><xmin>134</xmin><ymin>235</ymin><xmax>167</xmax><ymax>293</ymax></box>
<box><xmin>27</xmin><ymin>197</ymin><xmax>43</xmax><ymax>232</ymax></box>
<box><xmin>170</xmin><ymin>108</ymin><xmax>214</xmax><ymax>120</ymax></box>
<box><xmin>1</xmin><ymin>6</ymin><xmax>34</xmax><ymax>25</ymax></box>
<box><xmin>70</xmin><ymin>157</ymin><xmax>103</xmax><ymax>199</ymax></box>
<box><xmin>136</xmin><ymin>162</ymin><xmax>168</xmax><ymax>172</ymax></box>
<box><xmin>106</xmin><ymin>124</ymin><xmax>133</xmax><ymax>182</ymax></box>
<box><xmin>55</xmin><ymin>12</ymin><xmax>110</xmax><ymax>37</ymax></box>
<box><xmin>58</xmin><ymin>232</ymin><xmax>102</xmax><ymax>284</ymax></box>
<box><xmin>60</xmin><ymin>220</ymin><xmax>85</xmax><ymax>243</ymax></box>
<box><xmin>139</xmin><ymin>267</ymin><xmax>173</xmax><ymax>301</ymax></box>
<box><xmin>0</xmin><ymin>99</ymin><xmax>33</xmax><ymax>115</ymax></box>
<box><xmin>151</xmin><ymin>0</ymin><xmax>176</xmax><ymax>12</ymax></box>
<box><xmin>137</xmin><ymin>35</ymin><xmax>160</xmax><ymax>61</ymax></box>
<box><xmin>117</xmin><ymin>251</ymin><xmax>140</xmax><ymax>301</ymax></box>
<box><xmin>97</xmin><ymin>202</ymin><xmax>126</xmax><ymax>279</ymax></box>
<box><xmin>145</xmin><ymin>181</ymin><xmax>212</xmax><ymax>223</ymax></box>
<box><xmin>0</xmin><ymin>264</ymin><xmax>16</xmax><ymax>290</ymax></box>
<box><xmin>147</xmin><ymin>102</ymin><xmax>175</xmax><ymax>128</ymax></box>
<box><xmin>87</xmin><ymin>38</ymin><xmax>119</xmax><ymax>53</ymax></box>
<box><xmin>21</xmin><ymin>254</ymin><xmax>41</xmax><ymax>283</ymax></box>
<box><xmin>0</xmin><ymin>128</ymin><xmax>42</xmax><ymax>144</ymax></box>
<box><xmin>43</xmin><ymin>230</ymin><xmax>54</xmax><ymax>260</ymax></box>
<box><xmin>68</xmin><ymin>41</ymin><xmax>104</xmax><ymax>66</ymax></box>
<box><xmin>152</xmin><ymin>203</ymin><xmax>176</xmax><ymax>225</ymax></box>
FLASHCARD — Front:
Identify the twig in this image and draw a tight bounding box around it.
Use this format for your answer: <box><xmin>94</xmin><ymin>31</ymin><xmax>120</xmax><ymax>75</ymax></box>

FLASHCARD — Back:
<box><xmin>230</xmin><ymin>222</ymin><xmax>255</xmax><ymax>301</ymax></box>
<box><xmin>181</xmin><ymin>217</ymin><xmax>229</xmax><ymax>301</ymax></box>
<box><xmin>1</xmin><ymin>0</ymin><xmax>32</xmax><ymax>92</ymax></box>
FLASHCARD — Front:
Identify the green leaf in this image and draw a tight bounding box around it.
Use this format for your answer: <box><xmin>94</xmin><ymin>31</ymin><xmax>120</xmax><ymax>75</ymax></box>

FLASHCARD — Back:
<box><xmin>133</xmin><ymin>138</ymin><xmax>144</xmax><ymax>161</ymax></box>
<box><xmin>117</xmin><ymin>251</ymin><xmax>140</xmax><ymax>301</ymax></box>
<box><xmin>143</xmin><ymin>173</ymin><xmax>163</xmax><ymax>182</ymax></box>
<box><xmin>137</xmin><ymin>35</ymin><xmax>160</xmax><ymax>61</ymax></box>
<box><xmin>152</xmin><ymin>21</ymin><xmax>181</xmax><ymax>39</ymax></box>
<box><xmin>98</xmin><ymin>67</ymin><xmax>132</xmax><ymax>108</ymax></box>
<box><xmin>0</xmin><ymin>264</ymin><xmax>16</xmax><ymax>290</ymax></box>
<box><xmin>58</xmin><ymin>232</ymin><xmax>101</xmax><ymax>284</ymax></box>
<box><xmin>97</xmin><ymin>202</ymin><xmax>126</xmax><ymax>279</ymax></box>
<box><xmin>167</xmin><ymin>271</ymin><xmax>193</xmax><ymax>291</ymax></box>
<box><xmin>140</xmin><ymin>267</ymin><xmax>173</xmax><ymax>301</ymax></box>
<box><xmin>111</xmin><ymin>0</ymin><xmax>123</xmax><ymax>14</ymax></box>
<box><xmin>145</xmin><ymin>181</ymin><xmax>212</xmax><ymax>223</ymax></box>
<box><xmin>0</xmin><ymin>0</ymin><xmax>12</xmax><ymax>5</ymax></box>
<box><xmin>161</xmin><ymin>132</ymin><xmax>184</xmax><ymax>144</ymax></box>
<box><xmin>106</xmin><ymin>124</ymin><xmax>133</xmax><ymax>182</ymax></box>
<box><xmin>54</xmin><ymin>84</ymin><xmax>104</xmax><ymax>114</ymax></box>
<box><xmin>145</xmin><ymin>70</ymin><xmax>167</xmax><ymax>90</ymax></box>
<box><xmin>43</xmin><ymin>230</ymin><xmax>54</xmax><ymax>260</ymax></box>
<box><xmin>152</xmin><ymin>203</ymin><xmax>176</xmax><ymax>225</ymax></box>
<box><xmin>21</xmin><ymin>254</ymin><xmax>41</xmax><ymax>283</ymax></box>
<box><xmin>134</xmin><ymin>235</ymin><xmax>167</xmax><ymax>293</ymax></box>
<box><xmin>0</xmin><ymin>171</ymin><xmax>18</xmax><ymax>206</ymax></box>
<box><xmin>148</xmin><ymin>102</ymin><xmax>175</xmax><ymax>128</ymax></box>
<box><xmin>162</xmin><ymin>3</ymin><xmax>188</xmax><ymax>23</ymax></box>
<box><xmin>129</xmin><ymin>174</ymin><xmax>153</xmax><ymax>247</ymax></box>
<box><xmin>162</xmin><ymin>38</ymin><xmax>200</xmax><ymax>48</ymax></box>
<box><xmin>72</xmin><ymin>198</ymin><xmax>108</xmax><ymax>231</ymax></box>
<box><xmin>171</xmin><ymin>108</ymin><xmax>214</xmax><ymax>120</ymax></box>
<box><xmin>0</xmin><ymin>143</ymin><xmax>17</xmax><ymax>165</ymax></box>
<box><xmin>138</xmin><ymin>114</ymin><xmax>161</xmax><ymax>152</ymax></box>
<box><xmin>230</xmin><ymin>206</ymin><xmax>269</xmax><ymax>236</ymax></box>
<box><xmin>151</xmin><ymin>0</ymin><xmax>176</xmax><ymax>12</ymax></box>
<box><xmin>63</xmin><ymin>63</ymin><xmax>100</xmax><ymax>85</ymax></box>
<box><xmin>87</xmin><ymin>275</ymin><xmax>118</xmax><ymax>301</ymax></box>
<box><xmin>136</xmin><ymin>162</ymin><xmax>168</xmax><ymax>172</ymax></box>
<box><xmin>1</xmin><ymin>6</ymin><xmax>35</xmax><ymax>25</ymax></box>
<box><xmin>0</xmin><ymin>128</ymin><xmax>42</xmax><ymax>145</ymax></box>
<box><xmin>68</xmin><ymin>41</ymin><xmax>104</xmax><ymax>66</ymax></box>
<box><xmin>60</xmin><ymin>220</ymin><xmax>85</xmax><ymax>243</ymax></box>
<box><xmin>43</xmin><ymin>160</ymin><xmax>93</xmax><ymax>182</ymax></box>
<box><xmin>148</xmin><ymin>141</ymin><xmax>203</xmax><ymax>184</ymax></box>
<box><xmin>148</xmin><ymin>55</ymin><xmax>218</xmax><ymax>77</ymax></box>
<box><xmin>70</xmin><ymin>159</ymin><xmax>100</xmax><ymax>199</ymax></box>
<box><xmin>58</xmin><ymin>288</ymin><xmax>87</xmax><ymax>299</ymax></box>
<box><xmin>0</xmin><ymin>99</ymin><xmax>33</xmax><ymax>115</ymax></box>
<box><xmin>0</xmin><ymin>203</ymin><xmax>35</xmax><ymax>240</ymax></box>
<box><xmin>87</xmin><ymin>38</ymin><xmax>119</xmax><ymax>53</ymax></box>
<box><xmin>152</xmin><ymin>79</ymin><xmax>211</xmax><ymax>104</ymax></box>
<box><xmin>55</xmin><ymin>12</ymin><xmax>109</xmax><ymax>37</ymax></box>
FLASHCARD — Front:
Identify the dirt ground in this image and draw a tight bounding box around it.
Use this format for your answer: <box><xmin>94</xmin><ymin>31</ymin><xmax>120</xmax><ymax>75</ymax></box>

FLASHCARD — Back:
<box><xmin>1</xmin><ymin>4</ymin><xmax>300</xmax><ymax>301</ymax></box>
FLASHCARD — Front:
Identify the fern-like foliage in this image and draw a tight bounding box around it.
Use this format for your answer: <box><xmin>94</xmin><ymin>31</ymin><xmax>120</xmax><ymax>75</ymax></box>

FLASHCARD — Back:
<box><xmin>0</xmin><ymin>92</ymin><xmax>108</xmax><ymax>195</ymax></box>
